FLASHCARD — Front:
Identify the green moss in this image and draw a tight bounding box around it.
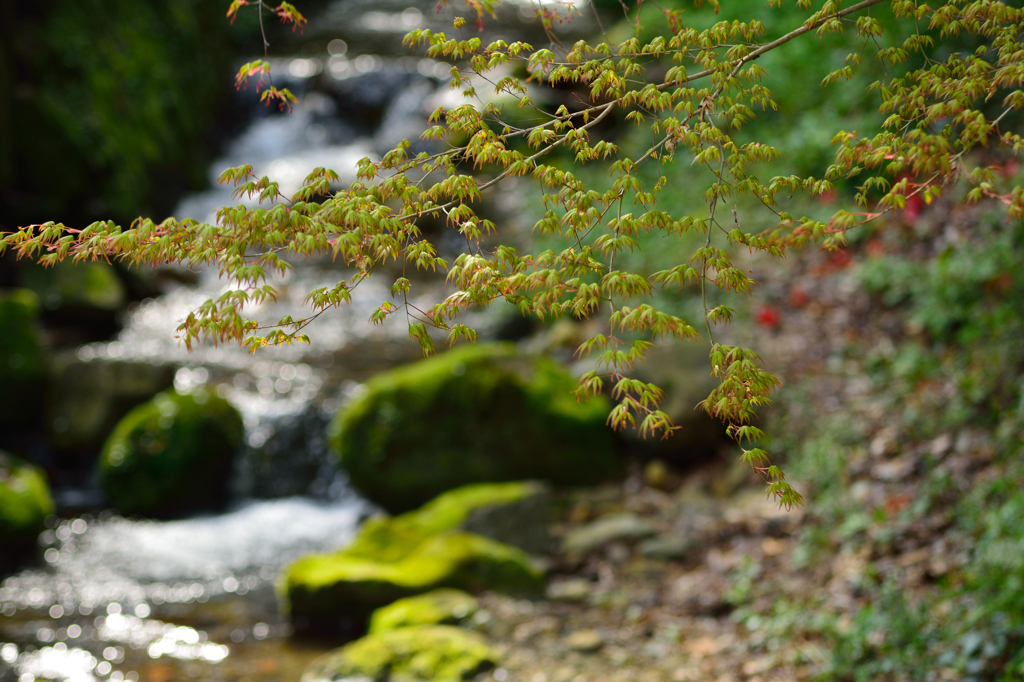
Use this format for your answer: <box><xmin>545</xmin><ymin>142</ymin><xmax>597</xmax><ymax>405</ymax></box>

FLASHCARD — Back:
<box><xmin>0</xmin><ymin>290</ymin><xmax>47</xmax><ymax>429</ymax></box>
<box><xmin>303</xmin><ymin>625</ymin><xmax>496</xmax><ymax>682</ymax></box>
<box><xmin>342</xmin><ymin>516</ymin><xmax>431</xmax><ymax>563</ymax></box>
<box><xmin>332</xmin><ymin>343</ymin><xmax>619</xmax><ymax>512</ymax></box>
<box><xmin>337</xmin><ymin>477</ymin><xmax>548</xmax><ymax>557</ymax></box>
<box><xmin>22</xmin><ymin>261</ymin><xmax>126</xmax><ymax>311</ymax></box>
<box><xmin>369</xmin><ymin>589</ymin><xmax>478</xmax><ymax>634</ymax></box>
<box><xmin>283</xmin><ymin>482</ymin><xmax>550</xmax><ymax>635</ymax></box>
<box><xmin>0</xmin><ymin>452</ymin><xmax>54</xmax><ymax>546</ymax></box>
<box><xmin>283</xmin><ymin>528</ymin><xmax>543</xmax><ymax>634</ymax></box>
<box><xmin>97</xmin><ymin>389</ymin><xmax>243</xmax><ymax>518</ymax></box>
<box><xmin>340</xmin><ymin>482</ymin><xmax>548</xmax><ymax>562</ymax></box>
<box><xmin>398</xmin><ymin>481</ymin><xmax>542</xmax><ymax>536</ymax></box>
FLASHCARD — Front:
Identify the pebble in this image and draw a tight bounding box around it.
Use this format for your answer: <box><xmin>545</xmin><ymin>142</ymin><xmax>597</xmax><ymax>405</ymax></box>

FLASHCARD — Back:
<box><xmin>546</xmin><ymin>578</ymin><xmax>592</xmax><ymax>602</ymax></box>
<box><xmin>566</xmin><ymin>629</ymin><xmax>604</xmax><ymax>652</ymax></box>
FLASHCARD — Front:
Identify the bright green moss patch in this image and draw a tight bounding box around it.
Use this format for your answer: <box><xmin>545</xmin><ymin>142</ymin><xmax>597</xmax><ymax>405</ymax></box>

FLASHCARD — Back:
<box><xmin>368</xmin><ymin>589</ymin><xmax>478</xmax><ymax>634</ymax></box>
<box><xmin>0</xmin><ymin>290</ymin><xmax>46</xmax><ymax>429</ymax></box>
<box><xmin>0</xmin><ymin>452</ymin><xmax>54</xmax><ymax>546</ymax></box>
<box><xmin>398</xmin><ymin>481</ymin><xmax>543</xmax><ymax>536</ymax></box>
<box><xmin>283</xmin><ymin>527</ymin><xmax>543</xmax><ymax>634</ymax></box>
<box><xmin>331</xmin><ymin>343</ymin><xmax>619</xmax><ymax>512</ymax></box>
<box><xmin>344</xmin><ymin>482</ymin><xmax>545</xmax><ymax>557</ymax></box>
<box><xmin>342</xmin><ymin>515</ymin><xmax>432</xmax><ymax>564</ymax></box>
<box><xmin>303</xmin><ymin>625</ymin><xmax>496</xmax><ymax>682</ymax></box>
<box><xmin>97</xmin><ymin>390</ymin><xmax>243</xmax><ymax>518</ymax></box>
<box><xmin>283</xmin><ymin>482</ymin><xmax>550</xmax><ymax>635</ymax></box>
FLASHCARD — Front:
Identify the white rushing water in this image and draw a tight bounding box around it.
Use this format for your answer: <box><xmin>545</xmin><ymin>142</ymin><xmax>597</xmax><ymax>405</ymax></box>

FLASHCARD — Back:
<box><xmin>2</xmin><ymin>496</ymin><xmax>370</xmax><ymax>613</ymax></box>
<box><xmin>0</xmin><ymin>496</ymin><xmax>371</xmax><ymax>682</ymax></box>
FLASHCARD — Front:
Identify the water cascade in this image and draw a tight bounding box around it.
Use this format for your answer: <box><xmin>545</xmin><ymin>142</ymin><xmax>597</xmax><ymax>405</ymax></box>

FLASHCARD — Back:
<box><xmin>0</xmin><ymin>1</ymin><xmax>593</xmax><ymax>680</ymax></box>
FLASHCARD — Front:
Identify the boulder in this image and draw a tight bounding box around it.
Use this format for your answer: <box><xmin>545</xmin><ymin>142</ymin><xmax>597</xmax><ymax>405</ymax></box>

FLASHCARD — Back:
<box><xmin>97</xmin><ymin>389</ymin><xmax>243</xmax><ymax>518</ymax></box>
<box><xmin>401</xmin><ymin>481</ymin><xmax>552</xmax><ymax>554</ymax></box>
<box><xmin>21</xmin><ymin>261</ymin><xmax>126</xmax><ymax>343</ymax></box>
<box><xmin>0</xmin><ymin>452</ymin><xmax>54</xmax><ymax>551</ymax></box>
<box><xmin>0</xmin><ymin>290</ymin><xmax>47</xmax><ymax>431</ymax></box>
<box><xmin>45</xmin><ymin>353</ymin><xmax>175</xmax><ymax>457</ymax></box>
<box><xmin>331</xmin><ymin>343</ymin><xmax>620</xmax><ymax>512</ymax></box>
<box><xmin>340</xmin><ymin>480</ymin><xmax>552</xmax><ymax>558</ymax></box>
<box><xmin>302</xmin><ymin>625</ymin><xmax>497</xmax><ymax>682</ymax></box>
<box><xmin>283</xmin><ymin>523</ymin><xmax>544</xmax><ymax>635</ymax></box>
<box><xmin>368</xmin><ymin>589</ymin><xmax>478</xmax><ymax>634</ymax></box>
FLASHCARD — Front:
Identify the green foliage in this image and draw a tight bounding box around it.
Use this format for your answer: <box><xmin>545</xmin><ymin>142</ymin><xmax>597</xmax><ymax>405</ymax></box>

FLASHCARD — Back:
<box><xmin>811</xmin><ymin>450</ymin><xmax>1024</xmax><ymax>681</ymax></box>
<box><xmin>368</xmin><ymin>589</ymin><xmax>478</xmax><ymax>634</ymax></box>
<box><xmin>743</xmin><ymin>215</ymin><xmax>1024</xmax><ymax>679</ymax></box>
<box><xmin>331</xmin><ymin>343</ymin><xmax>619</xmax><ymax>512</ymax></box>
<box><xmin>98</xmin><ymin>389</ymin><xmax>244</xmax><ymax>518</ymax></box>
<box><xmin>859</xmin><ymin>219</ymin><xmax>1024</xmax><ymax>346</ymax></box>
<box><xmin>0</xmin><ymin>452</ymin><xmax>54</xmax><ymax>547</ymax></box>
<box><xmin>0</xmin><ymin>0</ymin><xmax>236</xmax><ymax>225</ymax></box>
<box><xmin>304</xmin><ymin>625</ymin><xmax>497</xmax><ymax>682</ymax></box>
<box><xmin>822</xmin><ymin>581</ymin><xmax>946</xmax><ymax>681</ymax></box>
<box><xmin>4</xmin><ymin>0</ymin><xmax>1023</xmax><ymax>506</ymax></box>
<box><xmin>856</xmin><ymin>216</ymin><xmax>1024</xmax><ymax>438</ymax></box>
<box><xmin>0</xmin><ymin>289</ymin><xmax>47</xmax><ymax>430</ymax></box>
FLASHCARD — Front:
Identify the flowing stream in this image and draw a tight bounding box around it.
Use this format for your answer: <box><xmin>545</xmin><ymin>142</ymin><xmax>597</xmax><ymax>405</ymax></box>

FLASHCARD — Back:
<box><xmin>1</xmin><ymin>2</ymin><xmax>595</xmax><ymax>681</ymax></box>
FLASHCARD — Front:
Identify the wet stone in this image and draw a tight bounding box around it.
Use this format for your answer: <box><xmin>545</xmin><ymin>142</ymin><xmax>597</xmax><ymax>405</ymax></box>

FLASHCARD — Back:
<box><xmin>562</xmin><ymin>513</ymin><xmax>659</xmax><ymax>556</ymax></box>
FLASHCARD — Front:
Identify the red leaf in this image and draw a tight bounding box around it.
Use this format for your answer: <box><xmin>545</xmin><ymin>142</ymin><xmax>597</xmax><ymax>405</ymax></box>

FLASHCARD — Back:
<box><xmin>755</xmin><ymin>305</ymin><xmax>781</xmax><ymax>329</ymax></box>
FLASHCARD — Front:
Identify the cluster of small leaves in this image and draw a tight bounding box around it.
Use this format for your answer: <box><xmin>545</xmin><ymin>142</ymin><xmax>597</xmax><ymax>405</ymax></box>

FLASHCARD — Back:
<box><xmin>827</xmin><ymin>0</ymin><xmax>1024</xmax><ymax>223</ymax></box>
<box><xmin>5</xmin><ymin>0</ymin><xmax>1023</xmax><ymax>508</ymax></box>
<box><xmin>228</xmin><ymin>1</ymin><xmax>304</xmax><ymax>110</ymax></box>
<box><xmin>227</xmin><ymin>0</ymin><xmax>306</xmax><ymax>30</ymax></box>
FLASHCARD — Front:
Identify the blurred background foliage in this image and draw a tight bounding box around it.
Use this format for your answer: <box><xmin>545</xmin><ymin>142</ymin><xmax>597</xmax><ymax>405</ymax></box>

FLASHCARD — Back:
<box><xmin>1</xmin><ymin>0</ymin><xmax>1024</xmax><ymax>676</ymax></box>
<box><xmin>0</xmin><ymin>0</ymin><xmax>255</xmax><ymax>230</ymax></box>
<box><xmin>740</xmin><ymin>207</ymin><xmax>1024</xmax><ymax>679</ymax></box>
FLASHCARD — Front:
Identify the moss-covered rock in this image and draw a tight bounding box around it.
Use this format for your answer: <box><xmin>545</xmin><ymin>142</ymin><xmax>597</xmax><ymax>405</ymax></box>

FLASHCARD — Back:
<box><xmin>334</xmin><ymin>482</ymin><xmax>547</xmax><ymax>562</ymax></box>
<box><xmin>283</xmin><ymin>522</ymin><xmax>543</xmax><ymax>635</ymax></box>
<box><xmin>0</xmin><ymin>290</ymin><xmax>47</xmax><ymax>430</ymax></box>
<box><xmin>0</xmin><ymin>451</ymin><xmax>54</xmax><ymax>549</ymax></box>
<box><xmin>331</xmin><ymin>343</ymin><xmax>619</xmax><ymax>512</ymax></box>
<box><xmin>45</xmin><ymin>352</ymin><xmax>175</xmax><ymax>457</ymax></box>
<box><xmin>22</xmin><ymin>261</ymin><xmax>126</xmax><ymax>312</ymax></box>
<box><xmin>400</xmin><ymin>481</ymin><xmax>540</xmax><ymax>534</ymax></box>
<box><xmin>97</xmin><ymin>389</ymin><xmax>243</xmax><ymax>518</ymax></box>
<box><xmin>398</xmin><ymin>481</ymin><xmax>552</xmax><ymax>554</ymax></box>
<box><xmin>302</xmin><ymin>625</ymin><xmax>497</xmax><ymax>682</ymax></box>
<box><xmin>368</xmin><ymin>589</ymin><xmax>478</xmax><ymax>634</ymax></box>
<box><xmin>457</xmin><ymin>483</ymin><xmax>553</xmax><ymax>555</ymax></box>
